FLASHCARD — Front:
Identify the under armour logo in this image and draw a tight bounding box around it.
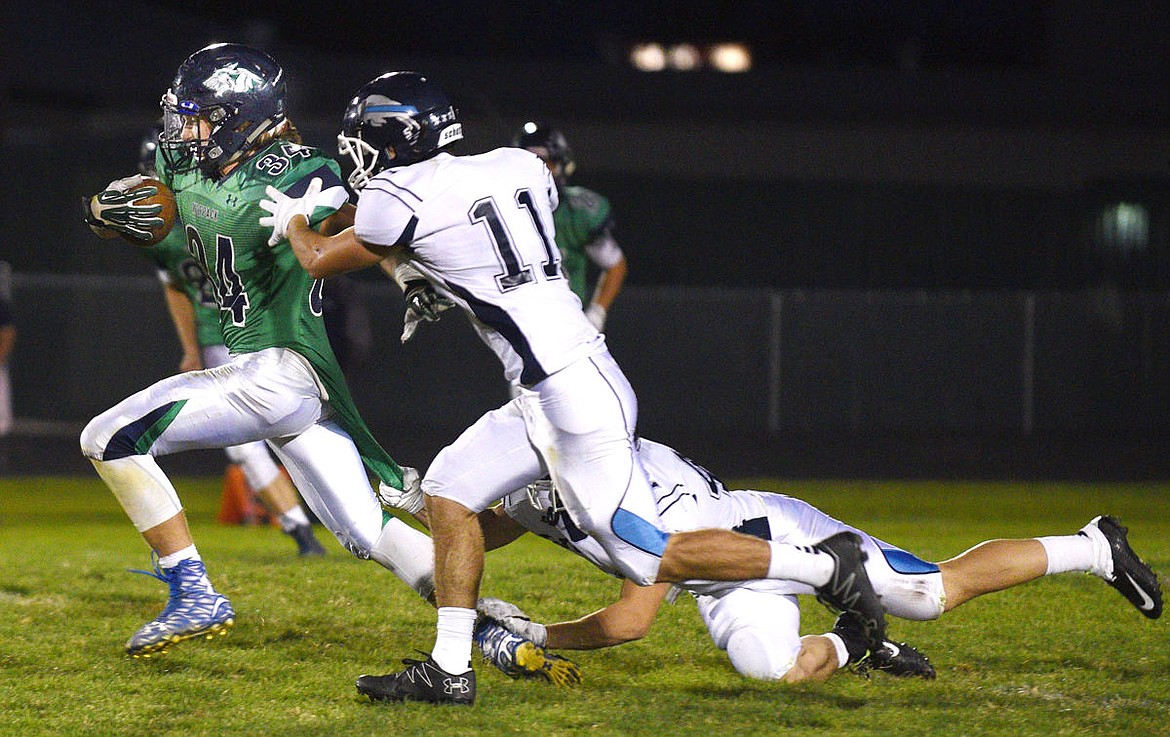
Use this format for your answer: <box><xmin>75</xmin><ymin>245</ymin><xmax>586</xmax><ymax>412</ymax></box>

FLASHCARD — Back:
<box><xmin>444</xmin><ymin>676</ymin><xmax>472</xmax><ymax>695</ymax></box>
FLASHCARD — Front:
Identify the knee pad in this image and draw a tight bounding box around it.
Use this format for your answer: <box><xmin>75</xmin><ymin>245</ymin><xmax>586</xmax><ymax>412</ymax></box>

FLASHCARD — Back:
<box><xmin>725</xmin><ymin>627</ymin><xmax>800</xmax><ymax>681</ymax></box>
<box><xmin>80</xmin><ymin>415</ymin><xmax>109</xmax><ymax>460</ymax></box>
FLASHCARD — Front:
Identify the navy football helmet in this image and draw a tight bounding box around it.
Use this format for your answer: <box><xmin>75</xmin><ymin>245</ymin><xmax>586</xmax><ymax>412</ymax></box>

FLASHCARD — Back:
<box><xmin>337</xmin><ymin>71</ymin><xmax>463</xmax><ymax>190</ymax></box>
<box><xmin>512</xmin><ymin>122</ymin><xmax>575</xmax><ymax>179</ymax></box>
<box><xmin>160</xmin><ymin>43</ymin><xmax>286</xmax><ymax>177</ymax></box>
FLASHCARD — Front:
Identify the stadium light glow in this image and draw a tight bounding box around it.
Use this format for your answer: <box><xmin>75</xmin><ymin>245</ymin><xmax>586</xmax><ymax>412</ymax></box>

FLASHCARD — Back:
<box><xmin>630</xmin><ymin>42</ymin><xmax>667</xmax><ymax>72</ymax></box>
<box><xmin>629</xmin><ymin>41</ymin><xmax>752</xmax><ymax>73</ymax></box>
<box><xmin>709</xmin><ymin>42</ymin><xmax>752</xmax><ymax>72</ymax></box>
<box><xmin>668</xmin><ymin>43</ymin><xmax>701</xmax><ymax>71</ymax></box>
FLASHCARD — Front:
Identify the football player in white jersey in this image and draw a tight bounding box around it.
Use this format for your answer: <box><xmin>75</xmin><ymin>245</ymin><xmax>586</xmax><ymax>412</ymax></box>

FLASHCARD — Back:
<box><xmin>469</xmin><ymin>438</ymin><xmax>1162</xmax><ymax>683</ymax></box>
<box><xmin>263</xmin><ymin>71</ymin><xmax>887</xmax><ymax>705</ymax></box>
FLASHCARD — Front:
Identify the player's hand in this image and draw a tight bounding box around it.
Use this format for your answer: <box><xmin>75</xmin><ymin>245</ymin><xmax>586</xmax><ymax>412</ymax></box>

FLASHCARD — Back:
<box><xmin>377</xmin><ymin>466</ymin><xmax>424</xmax><ymax>514</ymax></box>
<box><xmin>405</xmin><ymin>279</ymin><xmax>453</xmax><ymax>322</ymax></box>
<box><xmin>584</xmin><ymin>303</ymin><xmax>607</xmax><ymax>331</ymax></box>
<box><xmin>83</xmin><ymin>180</ymin><xmax>164</xmax><ymax>241</ymax></box>
<box><xmin>400</xmin><ymin>280</ymin><xmax>453</xmax><ymax>343</ymax></box>
<box><xmin>259</xmin><ymin>177</ymin><xmax>322</xmax><ymax>246</ymax></box>
<box><xmin>478</xmin><ymin>597</ymin><xmax>549</xmax><ymax>647</ymax></box>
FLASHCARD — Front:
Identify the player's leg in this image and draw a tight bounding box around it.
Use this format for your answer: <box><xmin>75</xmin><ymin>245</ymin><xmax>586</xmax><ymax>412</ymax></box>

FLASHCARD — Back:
<box><xmin>225</xmin><ymin>440</ymin><xmax>325</xmax><ymax>556</ymax></box>
<box><xmin>937</xmin><ymin>516</ymin><xmax>1162</xmax><ymax>618</ymax></box>
<box><xmin>79</xmin><ymin>348</ymin><xmax>329</xmax><ymax>656</ymax></box>
<box><xmin>266</xmin><ymin>420</ymin><xmax>432</xmax><ymax>588</ymax></box>
<box><xmin>696</xmin><ymin>588</ymin><xmax>808</xmax><ymax>680</ymax></box>
<box><xmin>357</xmin><ymin>400</ymin><xmax>544</xmax><ymax>705</ymax></box>
<box><xmin>201</xmin><ymin>344</ymin><xmax>325</xmax><ymax>556</ymax></box>
<box><xmin>524</xmin><ymin>353</ymin><xmax>884</xmax><ymax>647</ymax></box>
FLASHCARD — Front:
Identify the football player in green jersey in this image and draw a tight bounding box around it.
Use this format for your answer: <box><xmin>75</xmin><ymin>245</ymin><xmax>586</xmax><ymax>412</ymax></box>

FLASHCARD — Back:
<box><xmin>134</xmin><ymin>126</ymin><xmax>326</xmax><ymax>557</ymax></box>
<box><xmin>80</xmin><ymin>44</ymin><xmax>434</xmax><ymax>658</ymax></box>
<box><xmin>513</xmin><ymin>122</ymin><xmax>628</xmax><ymax>331</ymax></box>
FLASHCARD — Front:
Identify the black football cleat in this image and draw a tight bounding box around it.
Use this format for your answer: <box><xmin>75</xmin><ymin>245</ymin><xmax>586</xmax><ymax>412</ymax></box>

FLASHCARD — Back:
<box><xmin>832</xmin><ymin>611</ymin><xmax>936</xmax><ymax>679</ymax></box>
<box><xmin>357</xmin><ymin>655</ymin><xmax>476</xmax><ymax>706</ymax></box>
<box><xmin>1086</xmin><ymin>515</ymin><xmax>1162</xmax><ymax>619</ymax></box>
<box><xmin>813</xmin><ymin>532</ymin><xmax>887</xmax><ymax>652</ymax></box>
<box><xmin>287</xmin><ymin>523</ymin><xmax>327</xmax><ymax>557</ymax></box>
<box><xmin>860</xmin><ymin>640</ymin><xmax>937</xmax><ymax>679</ymax></box>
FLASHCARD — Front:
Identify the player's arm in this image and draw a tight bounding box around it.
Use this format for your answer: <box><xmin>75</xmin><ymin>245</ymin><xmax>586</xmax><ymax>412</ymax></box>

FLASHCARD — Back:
<box><xmin>588</xmin><ymin>249</ymin><xmax>627</xmax><ymax>324</ymax></box>
<box><xmin>479</xmin><ymin>503</ymin><xmax>535</xmax><ymax>552</ymax></box>
<box><xmin>284</xmin><ymin>218</ymin><xmax>391</xmax><ymax>278</ymax></box>
<box><xmin>582</xmin><ymin>224</ymin><xmax>626</xmax><ymax>329</ymax></box>
<box><xmin>160</xmin><ymin>282</ymin><xmax>202</xmax><ymax>372</ymax></box>
<box><xmin>544</xmin><ymin>580</ymin><xmax>669</xmax><ymax>650</ymax></box>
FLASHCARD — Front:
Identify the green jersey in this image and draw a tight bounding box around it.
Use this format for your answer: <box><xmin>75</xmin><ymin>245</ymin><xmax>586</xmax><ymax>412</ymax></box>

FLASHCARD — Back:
<box><xmin>552</xmin><ymin>184</ymin><xmax>614</xmax><ymax>302</ymax></box>
<box><xmin>158</xmin><ymin>140</ymin><xmax>406</xmax><ymax>489</ymax></box>
<box><xmin>146</xmin><ymin>226</ymin><xmax>222</xmax><ymax>348</ymax></box>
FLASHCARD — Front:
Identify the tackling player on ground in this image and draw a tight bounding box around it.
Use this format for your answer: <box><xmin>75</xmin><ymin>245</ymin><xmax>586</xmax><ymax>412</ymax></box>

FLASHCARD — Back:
<box><xmin>448</xmin><ymin>439</ymin><xmax>1162</xmax><ymax>683</ymax></box>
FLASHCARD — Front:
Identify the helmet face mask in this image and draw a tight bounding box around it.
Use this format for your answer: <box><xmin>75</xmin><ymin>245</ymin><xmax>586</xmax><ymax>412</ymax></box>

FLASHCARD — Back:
<box><xmin>337</xmin><ymin>71</ymin><xmax>463</xmax><ymax>190</ymax></box>
<box><xmin>159</xmin><ymin>43</ymin><xmax>286</xmax><ymax>177</ymax></box>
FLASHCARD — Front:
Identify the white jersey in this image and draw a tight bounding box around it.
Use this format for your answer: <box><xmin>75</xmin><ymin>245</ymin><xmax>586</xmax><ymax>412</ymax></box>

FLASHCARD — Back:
<box><xmin>355</xmin><ymin>149</ymin><xmax>605</xmax><ymax>386</ymax></box>
<box><xmin>503</xmin><ymin>438</ymin><xmax>770</xmax><ymax>588</ymax></box>
<box><xmin>504</xmin><ymin>437</ymin><xmax>944</xmax><ymax>614</ymax></box>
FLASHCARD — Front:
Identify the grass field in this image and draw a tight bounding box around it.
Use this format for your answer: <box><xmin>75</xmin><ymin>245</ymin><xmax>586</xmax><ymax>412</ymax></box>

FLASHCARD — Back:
<box><xmin>1</xmin><ymin>475</ymin><xmax>1167</xmax><ymax>736</ymax></box>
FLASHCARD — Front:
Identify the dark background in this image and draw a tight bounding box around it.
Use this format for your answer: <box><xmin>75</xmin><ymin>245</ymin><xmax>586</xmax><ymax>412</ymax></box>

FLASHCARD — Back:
<box><xmin>3</xmin><ymin>1</ymin><xmax>1170</xmax><ymax>479</ymax></box>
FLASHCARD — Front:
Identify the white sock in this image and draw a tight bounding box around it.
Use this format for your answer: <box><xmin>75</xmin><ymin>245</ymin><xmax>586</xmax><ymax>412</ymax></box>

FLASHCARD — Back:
<box><xmin>821</xmin><ymin>632</ymin><xmax>852</xmax><ymax>669</ymax></box>
<box><xmin>158</xmin><ymin>545</ymin><xmax>200</xmax><ymax>569</ymax></box>
<box><xmin>432</xmin><ymin>607</ymin><xmax>476</xmax><ymax>675</ymax></box>
<box><xmin>767</xmin><ymin>541</ymin><xmax>834</xmax><ymax>586</ymax></box>
<box><xmin>1037</xmin><ymin>528</ymin><xmax>1104</xmax><ymax>576</ymax></box>
<box><xmin>278</xmin><ymin>505</ymin><xmax>311</xmax><ymax>533</ymax></box>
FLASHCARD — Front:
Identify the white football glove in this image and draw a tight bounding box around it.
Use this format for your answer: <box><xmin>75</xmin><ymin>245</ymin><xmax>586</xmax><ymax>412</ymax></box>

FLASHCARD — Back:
<box><xmin>104</xmin><ymin>174</ymin><xmax>147</xmax><ymax>193</ymax></box>
<box><xmin>477</xmin><ymin>597</ymin><xmax>548</xmax><ymax>647</ymax></box>
<box><xmin>377</xmin><ymin>466</ymin><xmax>424</xmax><ymax>515</ymax></box>
<box><xmin>258</xmin><ymin>177</ymin><xmax>323</xmax><ymax>246</ymax></box>
<box><xmin>584</xmin><ymin>303</ymin><xmax>607</xmax><ymax>331</ymax></box>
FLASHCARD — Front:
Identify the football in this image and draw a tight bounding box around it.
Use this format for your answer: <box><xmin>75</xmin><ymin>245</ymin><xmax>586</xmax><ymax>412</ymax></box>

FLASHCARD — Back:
<box><xmin>125</xmin><ymin>178</ymin><xmax>179</xmax><ymax>248</ymax></box>
<box><xmin>120</xmin><ymin>178</ymin><xmax>178</xmax><ymax>246</ymax></box>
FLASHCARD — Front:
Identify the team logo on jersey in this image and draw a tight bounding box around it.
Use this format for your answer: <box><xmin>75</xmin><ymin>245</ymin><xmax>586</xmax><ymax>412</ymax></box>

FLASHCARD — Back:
<box><xmin>203</xmin><ymin>63</ymin><xmax>266</xmax><ymax>95</ymax></box>
<box><xmin>362</xmin><ymin>95</ymin><xmax>422</xmax><ymax>145</ymax></box>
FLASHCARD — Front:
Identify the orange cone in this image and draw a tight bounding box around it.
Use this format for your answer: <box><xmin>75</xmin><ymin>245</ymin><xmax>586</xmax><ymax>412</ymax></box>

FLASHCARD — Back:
<box><xmin>217</xmin><ymin>463</ymin><xmax>257</xmax><ymax>525</ymax></box>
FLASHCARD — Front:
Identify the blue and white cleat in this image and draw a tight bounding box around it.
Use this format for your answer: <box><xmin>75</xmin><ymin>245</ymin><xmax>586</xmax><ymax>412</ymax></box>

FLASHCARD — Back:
<box><xmin>125</xmin><ymin>558</ymin><xmax>235</xmax><ymax>657</ymax></box>
<box><xmin>473</xmin><ymin>619</ymin><xmax>581</xmax><ymax>686</ymax></box>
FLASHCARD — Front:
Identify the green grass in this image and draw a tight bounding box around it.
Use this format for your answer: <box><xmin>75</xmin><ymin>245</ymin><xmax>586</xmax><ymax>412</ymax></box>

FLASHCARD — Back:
<box><xmin>1</xmin><ymin>476</ymin><xmax>1168</xmax><ymax>736</ymax></box>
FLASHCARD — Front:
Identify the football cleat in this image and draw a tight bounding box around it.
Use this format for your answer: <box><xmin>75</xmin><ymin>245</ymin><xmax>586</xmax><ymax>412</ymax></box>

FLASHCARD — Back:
<box><xmin>858</xmin><ymin>640</ymin><xmax>937</xmax><ymax>679</ymax></box>
<box><xmin>473</xmin><ymin>619</ymin><xmax>581</xmax><ymax>686</ymax></box>
<box><xmin>286</xmin><ymin>523</ymin><xmax>327</xmax><ymax>557</ymax></box>
<box><xmin>356</xmin><ymin>655</ymin><xmax>476</xmax><ymax>705</ymax></box>
<box><xmin>125</xmin><ymin>558</ymin><xmax>234</xmax><ymax>657</ymax></box>
<box><xmin>833</xmin><ymin>612</ymin><xmax>935</xmax><ymax>679</ymax></box>
<box><xmin>1086</xmin><ymin>515</ymin><xmax>1163</xmax><ymax>619</ymax></box>
<box><xmin>813</xmin><ymin>532</ymin><xmax>887</xmax><ymax>652</ymax></box>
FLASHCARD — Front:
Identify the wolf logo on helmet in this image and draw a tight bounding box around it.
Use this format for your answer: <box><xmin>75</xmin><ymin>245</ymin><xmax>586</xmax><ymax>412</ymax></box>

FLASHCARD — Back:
<box><xmin>201</xmin><ymin>63</ymin><xmax>268</xmax><ymax>96</ymax></box>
